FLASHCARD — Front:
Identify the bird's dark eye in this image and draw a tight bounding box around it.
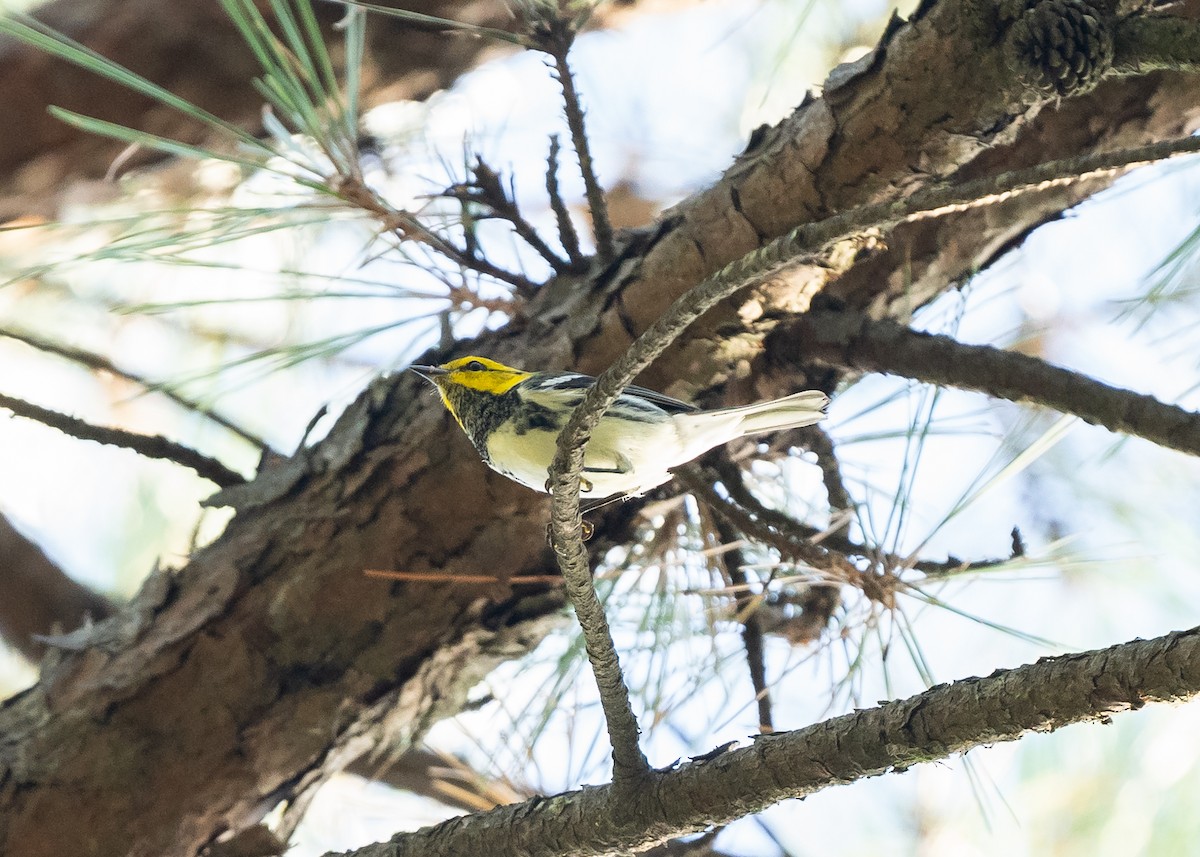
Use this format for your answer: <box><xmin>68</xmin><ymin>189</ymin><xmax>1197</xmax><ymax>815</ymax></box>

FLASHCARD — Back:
<box><xmin>466</xmin><ymin>360</ymin><xmax>486</xmax><ymax>372</ymax></box>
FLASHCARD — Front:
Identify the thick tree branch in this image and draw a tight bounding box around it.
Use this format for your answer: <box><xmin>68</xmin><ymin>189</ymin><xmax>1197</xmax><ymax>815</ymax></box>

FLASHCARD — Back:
<box><xmin>772</xmin><ymin>309</ymin><xmax>1200</xmax><ymax>458</ymax></box>
<box><xmin>331</xmin><ymin>624</ymin><xmax>1200</xmax><ymax>857</ymax></box>
<box><xmin>0</xmin><ymin>392</ymin><xmax>248</xmax><ymax>487</ymax></box>
<box><xmin>814</xmin><ymin>134</ymin><xmax>1200</xmax><ymax>242</ymax></box>
<box><xmin>566</xmin><ymin>27</ymin><xmax>1200</xmax><ymax>433</ymax></box>
<box><xmin>1113</xmin><ymin>13</ymin><xmax>1200</xmax><ymax>74</ymax></box>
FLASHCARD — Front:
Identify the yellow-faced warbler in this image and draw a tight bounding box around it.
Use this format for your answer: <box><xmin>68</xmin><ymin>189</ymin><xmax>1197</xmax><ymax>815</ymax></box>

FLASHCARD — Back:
<box><xmin>412</xmin><ymin>356</ymin><xmax>830</xmax><ymax>498</ymax></box>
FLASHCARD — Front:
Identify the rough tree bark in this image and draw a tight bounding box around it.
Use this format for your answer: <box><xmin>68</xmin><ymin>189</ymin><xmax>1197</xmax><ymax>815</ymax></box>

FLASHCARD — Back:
<box><xmin>1</xmin><ymin>1</ymin><xmax>1198</xmax><ymax>856</ymax></box>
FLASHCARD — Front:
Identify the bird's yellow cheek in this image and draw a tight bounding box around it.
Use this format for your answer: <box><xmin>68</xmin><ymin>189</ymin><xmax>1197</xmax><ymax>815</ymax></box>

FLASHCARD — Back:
<box><xmin>436</xmin><ymin>387</ymin><xmax>468</xmax><ymax>434</ymax></box>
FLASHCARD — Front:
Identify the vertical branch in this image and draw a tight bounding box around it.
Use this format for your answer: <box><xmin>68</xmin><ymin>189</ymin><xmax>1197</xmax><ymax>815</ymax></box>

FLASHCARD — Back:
<box><xmin>546</xmin><ymin>240</ymin><xmax>814</xmax><ymax>788</ymax></box>
<box><xmin>547</xmin><ymin>134</ymin><xmax>586</xmax><ymax>270</ymax></box>
<box><xmin>542</xmin><ymin>19</ymin><xmax>614</xmax><ymax>264</ymax></box>
<box><xmin>711</xmin><ymin>512</ymin><xmax>774</xmax><ymax>733</ymax></box>
<box><xmin>549</xmin><ymin>513</ymin><xmax>650</xmax><ymax>783</ymax></box>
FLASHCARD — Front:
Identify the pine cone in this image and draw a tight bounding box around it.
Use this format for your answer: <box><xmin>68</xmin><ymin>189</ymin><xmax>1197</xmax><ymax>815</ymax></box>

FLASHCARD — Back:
<box><xmin>1004</xmin><ymin>0</ymin><xmax>1115</xmax><ymax>97</ymax></box>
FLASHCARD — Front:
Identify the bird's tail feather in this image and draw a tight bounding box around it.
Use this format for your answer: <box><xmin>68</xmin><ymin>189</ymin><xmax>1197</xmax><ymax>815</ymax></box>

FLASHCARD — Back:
<box><xmin>673</xmin><ymin>390</ymin><xmax>830</xmax><ymax>460</ymax></box>
<box><xmin>729</xmin><ymin>390</ymin><xmax>830</xmax><ymax>435</ymax></box>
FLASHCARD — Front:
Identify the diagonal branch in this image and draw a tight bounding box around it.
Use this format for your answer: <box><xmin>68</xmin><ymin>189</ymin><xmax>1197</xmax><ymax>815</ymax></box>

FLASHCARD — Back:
<box><xmin>803</xmin><ymin>135</ymin><xmax>1200</xmax><ymax>255</ymax></box>
<box><xmin>772</xmin><ymin>309</ymin><xmax>1200</xmax><ymax>458</ymax></box>
<box><xmin>334</xmin><ymin>624</ymin><xmax>1200</xmax><ymax>857</ymax></box>
<box><xmin>442</xmin><ymin>159</ymin><xmax>572</xmax><ymax>275</ymax></box>
<box><xmin>0</xmin><ymin>392</ymin><xmax>247</xmax><ymax>487</ymax></box>
<box><xmin>680</xmin><ymin>466</ymin><xmax>833</xmax><ymax>571</ymax></box>
<box><xmin>0</xmin><ymin>327</ymin><xmax>271</xmax><ymax>452</ymax></box>
<box><xmin>802</xmin><ymin>424</ymin><xmax>853</xmax><ymax>513</ymax></box>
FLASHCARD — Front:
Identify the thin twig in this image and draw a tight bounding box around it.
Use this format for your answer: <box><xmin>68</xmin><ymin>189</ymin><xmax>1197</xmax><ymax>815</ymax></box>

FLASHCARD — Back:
<box><xmin>416</xmin><ymin>222</ymin><xmax>540</xmax><ymax>296</ymax></box>
<box><xmin>912</xmin><ymin>552</ymin><xmax>1022</xmax><ymax>577</ymax></box>
<box><xmin>0</xmin><ymin>392</ymin><xmax>246</xmax><ymax>487</ymax></box>
<box><xmin>540</xmin><ymin>19</ymin><xmax>614</xmax><ymax>263</ymax></box>
<box><xmin>364</xmin><ymin>569</ymin><xmax>562</xmax><ymax>585</ymax></box>
<box><xmin>800</xmin><ymin>424</ymin><xmax>852</xmax><ymax>513</ymax></box>
<box><xmin>457</xmin><ymin>191</ymin><xmax>481</xmax><ymax>262</ymax></box>
<box><xmin>422</xmin><ymin>228</ymin><xmax>540</xmax><ymax>296</ymax></box>
<box><xmin>0</xmin><ymin>327</ymin><xmax>271</xmax><ymax>452</ymax></box>
<box><xmin>335</xmin><ymin>175</ymin><xmax>541</xmax><ymax>295</ymax></box>
<box><xmin>685</xmin><ymin>469</ymin><xmax>847</xmax><ymax>646</ymax></box>
<box><xmin>705</xmin><ymin>508</ymin><xmax>774</xmax><ymax>733</ymax></box>
<box><xmin>706</xmin><ymin>457</ymin><xmax>824</xmax><ymax>547</ymax></box>
<box><xmin>774</xmin><ymin>308</ymin><xmax>1200</xmax><ymax>459</ymax></box>
<box><xmin>681</xmin><ymin>466</ymin><xmax>833</xmax><ymax>570</ymax></box>
<box><xmin>706</xmin><ymin>457</ymin><xmax>1014</xmax><ymax>581</ymax></box>
<box><xmin>546</xmin><ymin>134</ymin><xmax>585</xmax><ymax>270</ymax></box>
<box><xmin>444</xmin><ymin>160</ymin><xmax>571</xmax><ymax>275</ymax></box>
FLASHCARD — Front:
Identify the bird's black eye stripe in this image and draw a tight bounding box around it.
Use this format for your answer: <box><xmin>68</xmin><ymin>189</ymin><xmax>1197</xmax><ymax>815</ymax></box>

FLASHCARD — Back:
<box><xmin>466</xmin><ymin>360</ymin><xmax>486</xmax><ymax>372</ymax></box>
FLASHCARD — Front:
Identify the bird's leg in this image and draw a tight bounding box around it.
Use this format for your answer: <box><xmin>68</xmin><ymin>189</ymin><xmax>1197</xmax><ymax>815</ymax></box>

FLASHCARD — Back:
<box><xmin>544</xmin><ymin>477</ymin><xmax>596</xmax><ymax>544</ymax></box>
<box><xmin>544</xmin><ymin>518</ymin><xmax>594</xmax><ymax>545</ymax></box>
<box><xmin>544</xmin><ymin>475</ymin><xmax>593</xmax><ymax>493</ymax></box>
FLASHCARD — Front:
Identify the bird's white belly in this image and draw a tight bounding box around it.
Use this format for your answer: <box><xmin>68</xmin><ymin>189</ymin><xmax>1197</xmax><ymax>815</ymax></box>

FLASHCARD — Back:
<box><xmin>485</xmin><ymin>417</ymin><xmax>681</xmax><ymax>498</ymax></box>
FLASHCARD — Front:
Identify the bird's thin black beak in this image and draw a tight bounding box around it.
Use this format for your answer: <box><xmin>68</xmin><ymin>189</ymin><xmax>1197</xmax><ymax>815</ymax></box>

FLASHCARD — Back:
<box><xmin>410</xmin><ymin>364</ymin><xmax>448</xmax><ymax>382</ymax></box>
